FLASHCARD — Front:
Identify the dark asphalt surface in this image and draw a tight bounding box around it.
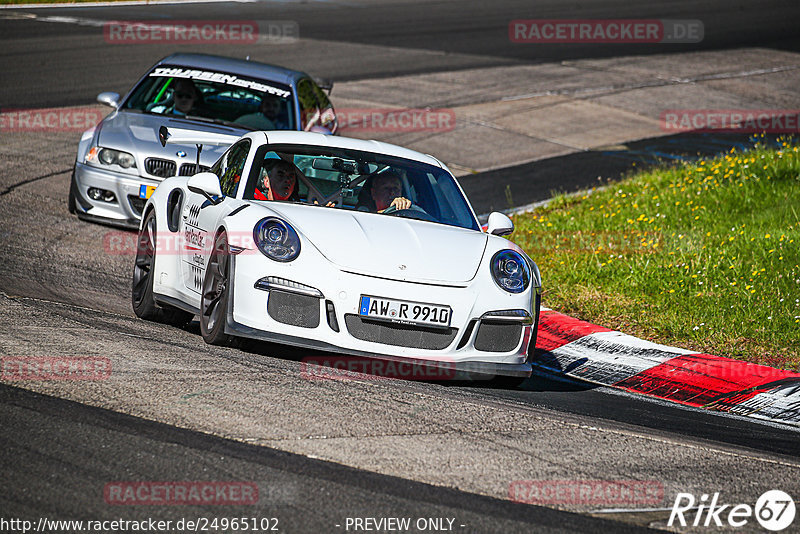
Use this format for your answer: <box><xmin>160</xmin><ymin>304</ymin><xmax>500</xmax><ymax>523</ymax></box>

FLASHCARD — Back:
<box><xmin>462</xmin><ymin>374</ymin><xmax>800</xmax><ymax>459</ymax></box>
<box><xmin>1</xmin><ymin>0</ymin><xmax>800</xmax><ymax>108</ymax></box>
<box><xmin>464</xmin><ymin>132</ymin><xmax>789</xmax><ymax>214</ymax></box>
<box><xmin>2</xmin><ymin>1</ymin><xmax>800</xmax><ymax>532</ymax></box>
<box><xmin>1</xmin><ymin>384</ymin><xmax>653</xmax><ymax>533</ymax></box>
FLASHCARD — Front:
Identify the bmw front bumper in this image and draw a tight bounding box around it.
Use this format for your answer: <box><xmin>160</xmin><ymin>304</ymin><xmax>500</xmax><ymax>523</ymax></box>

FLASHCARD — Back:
<box><xmin>72</xmin><ymin>162</ymin><xmax>160</xmax><ymax>229</ymax></box>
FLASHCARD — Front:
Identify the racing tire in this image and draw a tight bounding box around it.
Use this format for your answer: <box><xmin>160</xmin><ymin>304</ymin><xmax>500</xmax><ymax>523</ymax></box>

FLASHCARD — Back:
<box><xmin>132</xmin><ymin>210</ymin><xmax>193</xmax><ymax>327</ymax></box>
<box><xmin>67</xmin><ymin>167</ymin><xmax>78</xmax><ymax>214</ymax></box>
<box><xmin>200</xmin><ymin>231</ymin><xmax>233</xmax><ymax>346</ymax></box>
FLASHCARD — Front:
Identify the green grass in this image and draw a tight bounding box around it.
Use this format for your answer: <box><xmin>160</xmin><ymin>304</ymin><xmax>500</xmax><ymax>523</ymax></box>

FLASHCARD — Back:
<box><xmin>512</xmin><ymin>136</ymin><xmax>800</xmax><ymax>370</ymax></box>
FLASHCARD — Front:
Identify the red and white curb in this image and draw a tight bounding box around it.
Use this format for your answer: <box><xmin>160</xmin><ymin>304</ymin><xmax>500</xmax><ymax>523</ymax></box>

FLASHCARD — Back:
<box><xmin>533</xmin><ymin>308</ymin><xmax>800</xmax><ymax>427</ymax></box>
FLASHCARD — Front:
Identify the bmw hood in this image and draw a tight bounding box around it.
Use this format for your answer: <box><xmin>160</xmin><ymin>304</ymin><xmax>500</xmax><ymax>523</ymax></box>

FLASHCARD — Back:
<box><xmin>266</xmin><ymin>204</ymin><xmax>488</xmax><ymax>284</ymax></box>
<box><xmin>97</xmin><ymin>111</ymin><xmax>243</xmax><ymax>174</ymax></box>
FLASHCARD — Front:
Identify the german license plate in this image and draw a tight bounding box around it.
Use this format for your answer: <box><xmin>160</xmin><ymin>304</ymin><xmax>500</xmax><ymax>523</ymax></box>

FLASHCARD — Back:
<box><xmin>359</xmin><ymin>295</ymin><xmax>451</xmax><ymax>328</ymax></box>
<box><xmin>139</xmin><ymin>184</ymin><xmax>156</xmax><ymax>199</ymax></box>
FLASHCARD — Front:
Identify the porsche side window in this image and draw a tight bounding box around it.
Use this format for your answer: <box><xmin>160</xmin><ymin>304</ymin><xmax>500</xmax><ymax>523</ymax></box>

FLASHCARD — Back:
<box><xmin>213</xmin><ymin>140</ymin><xmax>250</xmax><ymax>197</ymax></box>
<box><xmin>427</xmin><ymin>173</ymin><xmax>473</xmax><ymax>226</ymax></box>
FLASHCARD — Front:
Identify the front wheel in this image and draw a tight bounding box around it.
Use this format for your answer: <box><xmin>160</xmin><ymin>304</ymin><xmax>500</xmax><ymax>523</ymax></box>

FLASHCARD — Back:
<box><xmin>200</xmin><ymin>231</ymin><xmax>233</xmax><ymax>345</ymax></box>
<box><xmin>131</xmin><ymin>210</ymin><xmax>193</xmax><ymax>326</ymax></box>
<box><xmin>67</xmin><ymin>167</ymin><xmax>78</xmax><ymax>214</ymax></box>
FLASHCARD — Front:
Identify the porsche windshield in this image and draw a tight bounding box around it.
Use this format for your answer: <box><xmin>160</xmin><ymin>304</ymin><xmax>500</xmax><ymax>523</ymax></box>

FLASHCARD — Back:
<box><xmin>239</xmin><ymin>145</ymin><xmax>480</xmax><ymax>231</ymax></box>
<box><xmin>122</xmin><ymin>66</ymin><xmax>295</xmax><ymax>130</ymax></box>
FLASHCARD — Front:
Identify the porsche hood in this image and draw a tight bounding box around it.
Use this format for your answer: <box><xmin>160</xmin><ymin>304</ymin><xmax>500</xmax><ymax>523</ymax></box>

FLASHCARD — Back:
<box><xmin>264</xmin><ymin>204</ymin><xmax>487</xmax><ymax>284</ymax></box>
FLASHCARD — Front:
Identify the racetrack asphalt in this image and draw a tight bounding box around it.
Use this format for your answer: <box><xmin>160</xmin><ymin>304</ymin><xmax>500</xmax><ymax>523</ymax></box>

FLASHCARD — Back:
<box><xmin>1</xmin><ymin>384</ymin><xmax>652</xmax><ymax>533</ymax></box>
<box><xmin>1</xmin><ymin>1</ymin><xmax>800</xmax><ymax>532</ymax></box>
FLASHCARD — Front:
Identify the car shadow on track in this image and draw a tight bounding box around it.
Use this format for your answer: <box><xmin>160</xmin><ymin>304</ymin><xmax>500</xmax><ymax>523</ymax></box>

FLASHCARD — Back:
<box><xmin>205</xmin><ymin>329</ymin><xmax>601</xmax><ymax>393</ymax></box>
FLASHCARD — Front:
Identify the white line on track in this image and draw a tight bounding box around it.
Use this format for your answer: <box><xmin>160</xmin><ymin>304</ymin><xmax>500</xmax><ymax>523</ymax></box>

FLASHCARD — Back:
<box><xmin>0</xmin><ymin>0</ymin><xmax>254</xmax><ymax>10</ymax></box>
<box><xmin>502</xmin><ymin>64</ymin><xmax>800</xmax><ymax>102</ymax></box>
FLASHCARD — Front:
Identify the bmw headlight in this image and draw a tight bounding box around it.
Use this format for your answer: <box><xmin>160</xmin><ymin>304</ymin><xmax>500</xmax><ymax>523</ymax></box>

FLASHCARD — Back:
<box><xmin>85</xmin><ymin>147</ymin><xmax>137</xmax><ymax>169</ymax></box>
<box><xmin>254</xmin><ymin>217</ymin><xmax>301</xmax><ymax>262</ymax></box>
<box><xmin>490</xmin><ymin>250</ymin><xmax>531</xmax><ymax>293</ymax></box>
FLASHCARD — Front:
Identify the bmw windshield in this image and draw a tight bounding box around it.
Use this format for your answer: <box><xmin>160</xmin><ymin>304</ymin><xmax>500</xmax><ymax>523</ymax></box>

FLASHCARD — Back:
<box><xmin>235</xmin><ymin>145</ymin><xmax>480</xmax><ymax>231</ymax></box>
<box><xmin>122</xmin><ymin>65</ymin><xmax>296</xmax><ymax>130</ymax></box>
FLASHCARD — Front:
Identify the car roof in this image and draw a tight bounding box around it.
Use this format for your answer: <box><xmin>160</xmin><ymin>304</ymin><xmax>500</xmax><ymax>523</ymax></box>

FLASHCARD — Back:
<box><xmin>251</xmin><ymin>131</ymin><xmax>445</xmax><ymax>169</ymax></box>
<box><xmin>157</xmin><ymin>53</ymin><xmax>309</xmax><ymax>86</ymax></box>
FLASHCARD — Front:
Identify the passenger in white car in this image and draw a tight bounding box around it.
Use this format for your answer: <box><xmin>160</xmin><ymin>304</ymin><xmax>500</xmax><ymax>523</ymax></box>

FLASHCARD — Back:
<box><xmin>254</xmin><ymin>159</ymin><xmax>300</xmax><ymax>201</ymax></box>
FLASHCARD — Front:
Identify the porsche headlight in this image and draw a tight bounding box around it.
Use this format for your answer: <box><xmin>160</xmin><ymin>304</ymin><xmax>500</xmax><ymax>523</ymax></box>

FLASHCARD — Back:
<box><xmin>490</xmin><ymin>250</ymin><xmax>530</xmax><ymax>293</ymax></box>
<box><xmin>254</xmin><ymin>217</ymin><xmax>301</xmax><ymax>262</ymax></box>
<box><xmin>85</xmin><ymin>147</ymin><xmax>137</xmax><ymax>169</ymax></box>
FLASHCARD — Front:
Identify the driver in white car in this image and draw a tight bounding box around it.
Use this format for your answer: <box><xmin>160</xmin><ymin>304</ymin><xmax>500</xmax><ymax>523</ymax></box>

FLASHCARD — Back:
<box><xmin>363</xmin><ymin>172</ymin><xmax>412</xmax><ymax>213</ymax></box>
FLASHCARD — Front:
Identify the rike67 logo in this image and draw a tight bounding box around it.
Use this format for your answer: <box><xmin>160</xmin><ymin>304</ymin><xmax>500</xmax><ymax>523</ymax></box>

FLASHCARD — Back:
<box><xmin>669</xmin><ymin>490</ymin><xmax>796</xmax><ymax>531</ymax></box>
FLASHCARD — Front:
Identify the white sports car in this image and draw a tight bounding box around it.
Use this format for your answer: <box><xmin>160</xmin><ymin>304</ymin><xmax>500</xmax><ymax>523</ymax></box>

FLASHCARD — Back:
<box><xmin>132</xmin><ymin>130</ymin><xmax>541</xmax><ymax>379</ymax></box>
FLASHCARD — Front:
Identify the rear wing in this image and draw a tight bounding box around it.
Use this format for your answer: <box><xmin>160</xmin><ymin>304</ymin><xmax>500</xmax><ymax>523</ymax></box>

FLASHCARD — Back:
<box><xmin>157</xmin><ymin>126</ymin><xmax>238</xmax><ymax>148</ymax></box>
<box><xmin>158</xmin><ymin>125</ymin><xmax>239</xmax><ymax>171</ymax></box>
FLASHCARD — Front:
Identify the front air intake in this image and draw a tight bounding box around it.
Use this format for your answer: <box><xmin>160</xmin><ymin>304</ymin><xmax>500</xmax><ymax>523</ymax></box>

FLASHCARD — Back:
<box><xmin>474</xmin><ymin>322</ymin><xmax>522</xmax><ymax>352</ymax></box>
<box><xmin>267</xmin><ymin>290</ymin><xmax>320</xmax><ymax>328</ymax></box>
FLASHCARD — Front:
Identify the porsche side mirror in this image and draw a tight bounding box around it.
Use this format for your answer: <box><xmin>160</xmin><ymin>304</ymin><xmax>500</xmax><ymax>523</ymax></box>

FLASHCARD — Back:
<box><xmin>97</xmin><ymin>92</ymin><xmax>120</xmax><ymax>109</ymax></box>
<box><xmin>487</xmin><ymin>212</ymin><xmax>514</xmax><ymax>236</ymax></box>
<box><xmin>187</xmin><ymin>172</ymin><xmax>223</xmax><ymax>205</ymax></box>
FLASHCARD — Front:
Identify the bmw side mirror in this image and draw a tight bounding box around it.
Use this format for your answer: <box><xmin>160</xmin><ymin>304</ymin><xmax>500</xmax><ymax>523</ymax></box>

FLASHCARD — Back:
<box><xmin>97</xmin><ymin>92</ymin><xmax>120</xmax><ymax>109</ymax></box>
<box><xmin>487</xmin><ymin>212</ymin><xmax>514</xmax><ymax>236</ymax></box>
<box><xmin>187</xmin><ymin>172</ymin><xmax>223</xmax><ymax>205</ymax></box>
<box><xmin>315</xmin><ymin>78</ymin><xmax>334</xmax><ymax>94</ymax></box>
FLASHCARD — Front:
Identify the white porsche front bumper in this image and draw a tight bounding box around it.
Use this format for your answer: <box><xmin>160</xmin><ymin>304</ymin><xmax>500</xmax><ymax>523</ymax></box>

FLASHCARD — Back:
<box><xmin>224</xmin><ymin>251</ymin><xmax>537</xmax><ymax>378</ymax></box>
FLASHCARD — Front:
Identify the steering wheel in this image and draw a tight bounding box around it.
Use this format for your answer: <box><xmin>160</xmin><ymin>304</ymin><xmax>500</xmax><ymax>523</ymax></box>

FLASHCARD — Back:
<box><xmin>382</xmin><ymin>204</ymin><xmax>437</xmax><ymax>222</ymax></box>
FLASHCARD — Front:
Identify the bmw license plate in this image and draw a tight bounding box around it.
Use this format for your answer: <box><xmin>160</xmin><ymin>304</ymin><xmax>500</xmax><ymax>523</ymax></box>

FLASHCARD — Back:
<box><xmin>359</xmin><ymin>295</ymin><xmax>451</xmax><ymax>328</ymax></box>
<box><xmin>139</xmin><ymin>185</ymin><xmax>156</xmax><ymax>199</ymax></box>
